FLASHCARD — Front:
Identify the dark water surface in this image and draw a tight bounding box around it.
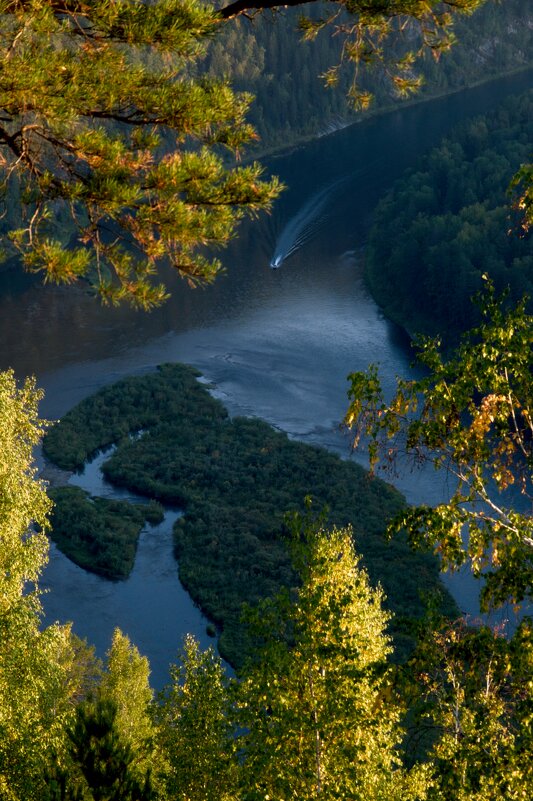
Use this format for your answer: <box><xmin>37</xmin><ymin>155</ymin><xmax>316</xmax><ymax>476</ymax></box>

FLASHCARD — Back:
<box><xmin>43</xmin><ymin>449</ymin><xmax>216</xmax><ymax>687</ymax></box>
<box><xmin>2</xmin><ymin>69</ymin><xmax>531</xmax><ymax>685</ymax></box>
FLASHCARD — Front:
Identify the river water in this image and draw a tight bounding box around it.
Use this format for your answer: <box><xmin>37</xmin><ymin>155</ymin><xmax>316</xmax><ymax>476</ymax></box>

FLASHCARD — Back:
<box><xmin>1</xmin><ymin>69</ymin><xmax>531</xmax><ymax>686</ymax></box>
<box><xmin>47</xmin><ymin>448</ymin><xmax>217</xmax><ymax>685</ymax></box>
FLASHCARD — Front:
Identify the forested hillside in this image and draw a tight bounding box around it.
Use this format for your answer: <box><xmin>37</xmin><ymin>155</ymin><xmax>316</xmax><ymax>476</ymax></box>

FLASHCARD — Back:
<box><xmin>0</xmin><ymin>4</ymin><xmax>531</xmax><ymax>795</ymax></box>
<box><xmin>206</xmin><ymin>0</ymin><xmax>533</xmax><ymax>151</ymax></box>
<box><xmin>0</xmin><ymin>0</ymin><xmax>531</xmax><ymax>299</ymax></box>
<box><xmin>364</xmin><ymin>89</ymin><xmax>532</xmax><ymax>341</ymax></box>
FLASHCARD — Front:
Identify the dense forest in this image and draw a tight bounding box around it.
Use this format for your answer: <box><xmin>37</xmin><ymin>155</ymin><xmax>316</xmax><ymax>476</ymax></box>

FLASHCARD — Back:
<box><xmin>365</xmin><ymin>89</ymin><xmax>533</xmax><ymax>342</ymax></box>
<box><xmin>2</xmin><ymin>352</ymin><xmax>531</xmax><ymax>800</ymax></box>
<box><xmin>43</xmin><ymin>363</ymin><xmax>455</xmax><ymax>666</ymax></box>
<box><xmin>49</xmin><ymin>487</ymin><xmax>164</xmax><ymax>580</ymax></box>
<box><xmin>205</xmin><ymin>0</ymin><xmax>533</xmax><ymax>151</ymax></box>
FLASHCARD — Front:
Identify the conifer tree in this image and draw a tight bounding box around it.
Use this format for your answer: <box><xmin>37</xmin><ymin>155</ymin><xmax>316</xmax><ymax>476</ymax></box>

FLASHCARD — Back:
<box><xmin>220</xmin><ymin>0</ymin><xmax>486</xmax><ymax>109</ymax></box>
<box><xmin>0</xmin><ymin>0</ymin><xmax>281</xmax><ymax>308</ymax></box>
<box><xmin>0</xmin><ymin>0</ymin><xmax>504</xmax><ymax>307</ymax></box>
<box><xmin>67</xmin><ymin>697</ymin><xmax>155</xmax><ymax>801</ymax></box>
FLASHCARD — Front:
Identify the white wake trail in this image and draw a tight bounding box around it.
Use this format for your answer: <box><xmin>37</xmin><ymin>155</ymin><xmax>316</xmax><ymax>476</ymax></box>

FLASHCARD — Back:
<box><xmin>270</xmin><ymin>180</ymin><xmax>343</xmax><ymax>269</ymax></box>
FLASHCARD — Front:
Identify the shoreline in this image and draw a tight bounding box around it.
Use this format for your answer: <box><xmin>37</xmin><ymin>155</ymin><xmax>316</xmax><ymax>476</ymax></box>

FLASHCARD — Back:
<box><xmin>243</xmin><ymin>62</ymin><xmax>533</xmax><ymax>165</ymax></box>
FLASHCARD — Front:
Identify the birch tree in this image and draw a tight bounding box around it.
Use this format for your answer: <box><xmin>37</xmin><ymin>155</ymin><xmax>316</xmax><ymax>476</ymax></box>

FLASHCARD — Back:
<box><xmin>0</xmin><ymin>370</ymin><xmax>82</xmax><ymax>800</ymax></box>
<box><xmin>236</xmin><ymin>524</ymin><xmax>429</xmax><ymax>800</ymax></box>
<box><xmin>345</xmin><ymin>282</ymin><xmax>532</xmax><ymax>611</ymax></box>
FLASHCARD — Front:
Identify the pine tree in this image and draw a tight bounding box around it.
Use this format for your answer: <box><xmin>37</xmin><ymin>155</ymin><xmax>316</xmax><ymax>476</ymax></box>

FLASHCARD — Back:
<box><xmin>0</xmin><ymin>0</ymin><xmax>281</xmax><ymax>308</ymax></box>
<box><xmin>67</xmin><ymin>698</ymin><xmax>155</xmax><ymax>801</ymax></box>
<box><xmin>1</xmin><ymin>1</ymin><xmax>508</xmax><ymax>308</ymax></box>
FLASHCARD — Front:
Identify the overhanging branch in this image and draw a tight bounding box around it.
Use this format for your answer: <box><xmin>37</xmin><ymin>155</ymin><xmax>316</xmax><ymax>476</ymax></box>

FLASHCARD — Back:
<box><xmin>219</xmin><ymin>0</ymin><xmax>316</xmax><ymax>20</ymax></box>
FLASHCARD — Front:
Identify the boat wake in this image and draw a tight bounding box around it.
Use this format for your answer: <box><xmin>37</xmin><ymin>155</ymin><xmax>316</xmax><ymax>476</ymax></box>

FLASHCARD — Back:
<box><xmin>270</xmin><ymin>179</ymin><xmax>343</xmax><ymax>269</ymax></box>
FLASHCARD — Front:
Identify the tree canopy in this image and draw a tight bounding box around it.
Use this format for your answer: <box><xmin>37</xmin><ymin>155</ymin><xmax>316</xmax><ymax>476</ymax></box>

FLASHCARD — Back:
<box><xmin>0</xmin><ymin>370</ymin><xmax>88</xmax><ymax>800</ymax></box>
<box><xmin>1</xmin><ymin>364</ymin><xmax>532</xmax><ymax>799</ymax></box>
<box><xmin>236</xmin><ymin>522</ymin><xmax>429</xmax><ymax>801</ymax></box>
<box><xmin>220</xmin><ymin>0</ymin><xmax>486</xmax><ymax>105</ymax></box>
<box><xmin>345</xmin><ymin>282</ymin><xmax>532</xmax><ymax>611</ymax></box>
<box><xmin>510</xmin><ymin>161</ymin><xmax>533</xmax><ymax>233</ymax></box>
<box><xmin>364</xmin><ymin>90</ymin><xmax>533</xmax><ymax>342</ymax></box>
<box><xmin>42</xmin><ymin>362</ymin><xmax>452</xmax><ymax>667</ymax></box>
<box><xmin>0</xmin><ymin>0</ymin><xmax>495</xmax><ymax>307</ymax></box>
<box><xmin>0</xmin><ymin>0</ymin><xmax>282</xmax><ymax>308</ymax></box>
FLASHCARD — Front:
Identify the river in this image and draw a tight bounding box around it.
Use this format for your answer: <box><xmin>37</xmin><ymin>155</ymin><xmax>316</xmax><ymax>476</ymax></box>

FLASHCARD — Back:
<box><xmin>1</xmin><ymin>69</ymin><xmax>531</xmax><ymax>687</ymax></box>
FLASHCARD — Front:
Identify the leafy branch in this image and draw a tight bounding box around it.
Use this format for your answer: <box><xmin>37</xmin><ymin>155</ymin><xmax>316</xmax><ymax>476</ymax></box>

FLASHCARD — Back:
<box><xmin>345</xmin><ymin>280</ymin><xmax>532</xmax><ymax>610</ymax></box>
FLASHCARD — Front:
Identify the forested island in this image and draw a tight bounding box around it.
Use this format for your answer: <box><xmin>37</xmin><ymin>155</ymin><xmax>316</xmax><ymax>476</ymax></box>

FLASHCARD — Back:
<box><xmin>365</xmin><ymin>89</ymin><xmax>533</xmax><ymax>342</ymax></box>
<box><xmin>44</xmin><ymin>363</ymin><xmax>456</xmax><ymax>666</ymax></box>
<box><xmin>2</xmin><ymin>335</ymin><xmax>532</xmax><ymax>800</ymax></box>
<box><xmin>48</xmin><ymin>488</ymin><xmax>164</xmax><ymax>580</ymax></box>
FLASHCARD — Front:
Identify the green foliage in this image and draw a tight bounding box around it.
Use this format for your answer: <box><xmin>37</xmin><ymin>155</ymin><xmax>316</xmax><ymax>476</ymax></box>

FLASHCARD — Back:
<box><xmin>0</xmin><ymin>619</ymin><xmax>82</xmax><ymax>801</ymax></box>
<box><xmin>99</xmin><ymin>631</ymin><xmax>155</xmax><ymax>767</ymax></box>
<box><xmin>43</xmin><ymin>633</ymin><xmax>154</xmax><ymax>801</ymax></box>
<box><xmin>0</xmin><ymin>370</ymin><xmax>50</xmax><ymax>611</ymax></box>
<box><xmin>211</xmin><ymin>0</ymin><xmax>532</xmax><ymax>151</ymax></box>
<box><xmin>64</xmin><ymin>697</ymin><xmax>155</xmax><ymax>801</ymax></box>
<box><xmin>303</xmin><ymin>0</ymin><xmax>485</xmax><ymax>111</ymax></box>
<box><xmin>44</xmin><ymin>363</ymin><xmax>456</xmax><ymax>667</ymax></box>
<box><xmin>49</xmin><ymin>486</ymin><xmax>163</xmax><ymax>580</ymax></box>
<box><xmin>510</xmin><ymin>161</ymin><xmax>533</xmax><ymax>233</ymax></box>
<box><xmin>236</xmin><ymin>524</ymin><xmax>430</xmax><ymax>800</ymax></box>
<box><xmin>1</xmin><ymin>370</ymin><xmax>530</xmax><ymax>799</ymax></box>
<box><xmin>346</xmin><ymin>283</ymin><xmax>532</xmax><ymax>611</ymax></box>
<box><xmin>365</xmin><ymin>89</ymin><xmax>533</xmax><ymax>342</ymax></box>
<box><xmin>155</xmin><ymin>635</ymin><xmax>235</xmax><ymax>801</ymax></box>
<box><xmin>0</xmin><ymin>0</ymin><xmax>530</xmax><ymax>307</ymax></box>
<box><xmin>408</xmin><ymin>615</ymin><xmax>533</xmax><ymax>800</ymax></box>
<box><xmin>43</xmin><ymin>364</ymin><xmax>219</xmax><ymax>471</ymax></box>
<box><xmin>220</xmin><ymin>0</ymin><xmax>486</xmax><ymax>110</ymax></box>
<box><xmin>0</xmin><ymin>370</ymin><xmax>96</xmax><ymax>801</ymax></box>
<box><xmin>415</xmin><ymin>0</ymin><xmax>532</xmax><ymax>103</ymax></box>
<box><xmin>0</xmin><ymin>0</ymin><xmax>281</xmax><ymax>308</ymax></box>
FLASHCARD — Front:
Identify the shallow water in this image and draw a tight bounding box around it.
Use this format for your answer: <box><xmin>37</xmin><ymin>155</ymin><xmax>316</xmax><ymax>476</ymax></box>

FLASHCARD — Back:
<box><xmin>44</xmin><ymin>448</ymin><xmax>215</xmax><ymax>688</ymax></box>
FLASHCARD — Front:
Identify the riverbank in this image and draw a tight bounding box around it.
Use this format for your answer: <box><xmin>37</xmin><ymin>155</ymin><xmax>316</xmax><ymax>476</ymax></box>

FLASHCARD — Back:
<box><xmin>363</xmin><ymin>85</ymin><xmax>533</xmax><ymax>346</ymax></box>
<box><xmin>244</xmin><ymin>63</ymin><xmax>533</xmax><ymax>165</ymax></box>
